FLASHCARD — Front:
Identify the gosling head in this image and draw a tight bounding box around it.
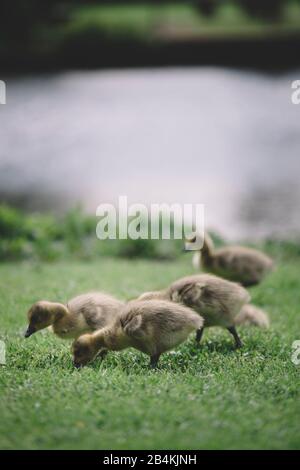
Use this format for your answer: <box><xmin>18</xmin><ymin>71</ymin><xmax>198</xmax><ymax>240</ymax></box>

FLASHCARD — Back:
<box><xmin>184</xmin><ymin>232</ymin><xmax>205</xmax><ymax>252</ymax></box>
<box><xmin>72</xmin><ymin>334</ymin><xmax>97</xmax><ymax>368</ymax></box>
<box><xmin>25</xmin><ymin>301</ymin><xmax>60</xmax><ymax>338</ymax></box>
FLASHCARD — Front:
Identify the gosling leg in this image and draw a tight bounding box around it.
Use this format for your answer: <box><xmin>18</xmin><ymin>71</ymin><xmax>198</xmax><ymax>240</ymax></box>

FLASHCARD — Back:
<box><xmin>195</xmin><ymin>327</ymin><xmax>204</xmax><ymax>346</ymax></box>
<box><xmin>150</xmin><ymin>354</ymin><xmax>160</xmax><ymax>369</ymax></box>
<box><xmin>98</xmin><ymin>349</ymin><xmax>108</xmax><ymax>361</ymax></box>
<box><xmin>227</xmin><ymin>326</ymin><xmax>243</xmax><ymax>349</ymax></box>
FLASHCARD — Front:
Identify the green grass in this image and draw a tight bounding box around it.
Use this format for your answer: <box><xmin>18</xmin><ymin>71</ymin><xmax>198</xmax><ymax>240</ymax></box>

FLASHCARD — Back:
<box><xmin>0</xmin><ymin>256</ymin><xmax>299</xmax><ymax>449</ymax></box>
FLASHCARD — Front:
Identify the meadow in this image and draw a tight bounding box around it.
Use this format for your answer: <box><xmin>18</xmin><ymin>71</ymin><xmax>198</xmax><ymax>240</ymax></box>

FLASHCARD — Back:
<box><xmin>0</xmin><ymin>255</ymin><xmax>299</xmax><ymax>449</ymax></box>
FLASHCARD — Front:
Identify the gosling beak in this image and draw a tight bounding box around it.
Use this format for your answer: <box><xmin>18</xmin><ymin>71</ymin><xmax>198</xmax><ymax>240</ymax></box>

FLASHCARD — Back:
<box><xmin>24</xmin><ymin>326</ymin><xmax>35</xmax><ymax>338</ymax></box>
<box><xmin>183</xmin><ymin>237</ymin><xmax>201</xmax><ymax>251</ymax></box>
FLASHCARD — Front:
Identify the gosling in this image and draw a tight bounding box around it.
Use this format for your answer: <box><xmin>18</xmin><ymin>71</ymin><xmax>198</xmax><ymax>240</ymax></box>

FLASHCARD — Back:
<box><xmin>72</xmin><ymin>299</ymin><xmax>204</xmax><ymax>368</ymax></box>
<box><xmin>25</xmin><ymin>292</ymin><xmax>124</xmax><ymax>340</ymax></box>
<box><xmin>235</xmin><ymin>304</ymin><xmax>270</xmax><ymax>329</ymax></box>
<box><xmin>190</xmin><ymin>232</ymin><xmax>274</xmax><ymax>287</ymax></box>
<box><xmin>137</xmin><ymin>273</ymin><xmax>250</xmax><ymax>348</ymax></box>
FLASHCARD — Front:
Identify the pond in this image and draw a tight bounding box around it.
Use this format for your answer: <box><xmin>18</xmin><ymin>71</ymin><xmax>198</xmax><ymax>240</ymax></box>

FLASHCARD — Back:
<box><xmin>0</xmin><ymin>67</ymin><xmax>299</xmax><ymax>240</ymax></box>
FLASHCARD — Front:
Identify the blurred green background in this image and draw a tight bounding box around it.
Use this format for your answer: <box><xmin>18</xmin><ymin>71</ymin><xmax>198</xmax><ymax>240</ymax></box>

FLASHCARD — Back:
<box><xmin>2</xmin><ymin>0</ymin><xmax>300</xmax><ymax>69</ymax></box>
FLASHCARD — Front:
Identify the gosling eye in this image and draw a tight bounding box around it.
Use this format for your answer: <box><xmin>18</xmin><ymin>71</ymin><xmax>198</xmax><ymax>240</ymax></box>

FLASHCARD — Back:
<box><xmin>74</xmin><ymin>347</ymin><xmax>83</xmax><ymax>357</ymax></box>
<box><xmin>34</xmin><ymin>311</ymin><xmax>43</xmax><ymax>322</ymax></box>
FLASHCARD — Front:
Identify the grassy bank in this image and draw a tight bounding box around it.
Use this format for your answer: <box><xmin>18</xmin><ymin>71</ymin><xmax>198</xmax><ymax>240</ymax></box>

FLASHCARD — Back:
<box><xmin>1</xmin><ymin>203</ymin><xmax>300</xmax><ymax>263</ymax></box>
<box><xmin>0</xmin><ymin>256</ymin><xmax>299</xmax><ymax>449</ymax></box>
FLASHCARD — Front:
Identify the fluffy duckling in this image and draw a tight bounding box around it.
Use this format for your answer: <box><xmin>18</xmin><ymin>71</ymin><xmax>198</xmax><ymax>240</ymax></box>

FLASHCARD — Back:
<box><xmin>137</xmin><ymin>273</ymin><xmax>250</xmax><ymax>348</ymax></box>
<box><xmin>190</xmin><ymin>232</ymin><xmax>274</xmax><ymax>287</ymax></box>
<box><xmin>72</xmin><ymin>299</ymin><xmax>204</xmax><ymax>368</ymax></box>
<box><xmin>234</xmin><ymin>304</ymin><xmax>270</xmax><ymax>329</ymax></box>
<box><xmin>25</xmin><ymin>292</ymin><xmax>124</xmax><ymax>340</ymax></box>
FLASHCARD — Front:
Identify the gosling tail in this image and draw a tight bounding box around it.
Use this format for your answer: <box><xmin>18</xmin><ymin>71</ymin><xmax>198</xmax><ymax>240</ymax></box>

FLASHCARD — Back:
<box><xmin>234</xmin><ymin>304</ymin><xmax>270</xmax><ymax>328</ymax></box>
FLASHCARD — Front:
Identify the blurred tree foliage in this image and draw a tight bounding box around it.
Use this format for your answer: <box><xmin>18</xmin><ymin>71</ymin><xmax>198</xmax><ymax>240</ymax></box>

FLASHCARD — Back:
<box><xmin>0</xmin><ymin>0</ymin><xmax>295</xmax><ymax>45</ymax></box>
<box><xmin>0</xmin><ymin>0</ymin><xmax>298</xmax><ymax>53</ymax></box>
<box><xmin>194</xmin><ymin>0</ymin><xmax>285</xmax><ymax>20</ymax></box>
<box><xmin>0</xmin><ymin>1</ymin><xmax>67</xmax><ymax>44</ymax></box>
<box><xmin>236</xmin><ymin>0</ymin><xmax>284</xmax><ymax>20</ymax></box>
<box><xmin>1</xmin><ymin>1</ymin><xmax>299</xmax><ymax>70</ymax></box>
<box><xmin>193</xmin><ymin>0</ymin><xmax>217</xmax><ymax>17</ymax></box>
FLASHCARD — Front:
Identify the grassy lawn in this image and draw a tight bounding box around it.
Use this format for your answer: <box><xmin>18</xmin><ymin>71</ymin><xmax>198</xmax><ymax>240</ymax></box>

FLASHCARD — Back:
<box><xmin>0</xmin><ymin>256</ymin><xmax>299</xmax><ymax>450</ymax></box>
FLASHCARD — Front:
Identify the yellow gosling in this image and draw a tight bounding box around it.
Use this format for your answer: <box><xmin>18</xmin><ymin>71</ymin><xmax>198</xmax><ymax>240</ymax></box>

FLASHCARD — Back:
<box><xmin>72</xmin><ymin>299</ymin><xmax>204</xmax><ymax>368</ymax></box>
<box><xmin>137</xmin><ymin>273</ymin><xmax>251</xmax><ymax>348</ymax></box>
<box><xmin>25</xmin><ymin>292</ymin><xmax>124</xmax><ymax>340</ymax></box>
<box><xmin>191</xmin><ymin>232</ymin><xmax>274</xmax><ymax>287</ymax></box>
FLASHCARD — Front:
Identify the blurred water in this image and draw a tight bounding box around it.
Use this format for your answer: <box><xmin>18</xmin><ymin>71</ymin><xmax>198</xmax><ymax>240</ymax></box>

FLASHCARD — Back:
<box><xmin>0</xmin><ymin>67</ymin><xmax>300</xmax><ymax>240</ymax></box>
